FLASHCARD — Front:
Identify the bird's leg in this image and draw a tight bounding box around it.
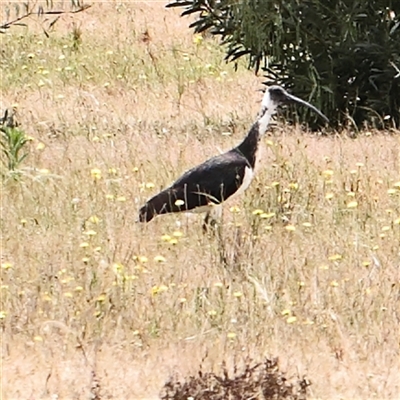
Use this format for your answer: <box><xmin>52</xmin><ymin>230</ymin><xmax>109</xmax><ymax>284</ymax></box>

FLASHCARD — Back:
<box><xmin>202</xmin><ymin>205</ymin><xmax>222</xmax><ymax>234</ymax></box>
<box><xmin>202</xmin><ymin>211</ymin><xmax>212</xmax><ymax>234</ymax></box>
<box><xmin>216</xmin><ymin>222</ymin><xmax>228</xmax><ymax>267</ymax></box>
<box><xmin>202</xmin><ymin>206</ymin><xmax>227</xmax><ymax>265</ymax></box>
<box><xmin>202</xmin><ymin>214</ymin><xmax>218</xmax><ymax>234</ymax></box>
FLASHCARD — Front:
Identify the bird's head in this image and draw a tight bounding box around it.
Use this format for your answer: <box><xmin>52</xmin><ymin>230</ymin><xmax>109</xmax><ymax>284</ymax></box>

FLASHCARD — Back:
<box><xmin>260</xmin><ymin>84</ymin><xmax>329</xmax><ymax>124</ymax></box>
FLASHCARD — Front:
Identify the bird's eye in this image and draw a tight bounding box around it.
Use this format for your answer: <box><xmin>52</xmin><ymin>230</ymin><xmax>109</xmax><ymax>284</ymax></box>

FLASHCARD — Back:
<box><xmin>271</xmin><ymin>88</ymin><xmax>283</xmax><ymax>95</ymax></box>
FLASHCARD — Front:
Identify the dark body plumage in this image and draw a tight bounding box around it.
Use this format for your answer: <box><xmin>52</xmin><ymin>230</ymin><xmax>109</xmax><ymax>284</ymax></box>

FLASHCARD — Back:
<box><xmin>138</xmin><ymin>85</ymin><xmax>328</xmax><ymax>225</ymax></box>
<box><xmin>138</xmin><ymin>121</ymin><xmax>261</xmax><ymax>223</ymax></box>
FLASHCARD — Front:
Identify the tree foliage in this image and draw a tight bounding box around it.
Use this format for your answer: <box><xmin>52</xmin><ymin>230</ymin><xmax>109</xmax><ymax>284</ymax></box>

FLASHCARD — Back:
<box><xmin>167</xmin><ymin>0</ymin><xmax>400</xmax><ymax>129</ymax></box>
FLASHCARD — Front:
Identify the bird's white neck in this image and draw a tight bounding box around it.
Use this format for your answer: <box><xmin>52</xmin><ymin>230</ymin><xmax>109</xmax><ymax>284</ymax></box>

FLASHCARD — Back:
<box><xmin>236</xmin><ymin>106</ymin><xmax>275</xmax><ymax>169</ymax></box>
<box><xmin>257</xmin><ymin>106</ymin><xmax>276</xmax><ymax>137</ymax></box>
<box><xmin>235</xmin><ymin>97</ymin><xmax>277</xmax><ymax>169</ymax></box>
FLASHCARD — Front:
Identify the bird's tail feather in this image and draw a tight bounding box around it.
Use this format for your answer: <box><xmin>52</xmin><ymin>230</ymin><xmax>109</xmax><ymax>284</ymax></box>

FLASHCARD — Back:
<box><xmin>138</xmin><ymin>189</ymin><xmax>178</xmax><ymax>223</ymax></box>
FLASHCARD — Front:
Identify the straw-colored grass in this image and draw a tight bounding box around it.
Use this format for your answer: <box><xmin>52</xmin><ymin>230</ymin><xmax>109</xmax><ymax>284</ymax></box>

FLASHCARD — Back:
<box><xmin>1</xmin><ymin>2</ymin><xmax>399</xmax><ymax>399</ymax></box>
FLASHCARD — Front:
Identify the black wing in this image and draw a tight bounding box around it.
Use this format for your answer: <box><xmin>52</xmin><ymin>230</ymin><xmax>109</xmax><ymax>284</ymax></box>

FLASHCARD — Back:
<box><xmin>138</xmin><ymin>150</ymin><xmax>250</xmax><ymax>222</ymax></box>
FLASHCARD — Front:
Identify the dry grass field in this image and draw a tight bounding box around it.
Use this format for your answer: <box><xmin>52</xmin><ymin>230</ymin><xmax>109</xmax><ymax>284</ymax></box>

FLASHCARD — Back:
<box><xmin>1</xmin><ymin>2</ymin><xmax>400</xmax><ymax>399</ymax></box>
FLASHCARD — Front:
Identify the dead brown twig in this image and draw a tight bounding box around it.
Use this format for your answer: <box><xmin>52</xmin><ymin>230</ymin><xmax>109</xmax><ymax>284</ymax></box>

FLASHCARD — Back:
<box><xmin>0</xmin><ymin>3</ymin><xmax>92</xmax><ymax>33</ymax></box>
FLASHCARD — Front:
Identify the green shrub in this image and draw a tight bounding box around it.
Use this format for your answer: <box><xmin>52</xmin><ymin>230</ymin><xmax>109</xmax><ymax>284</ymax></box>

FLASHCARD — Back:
<box><xmin>1</xmin><ymin>111</ymin><xmax>29</xmax><ymax>172</ymax></box>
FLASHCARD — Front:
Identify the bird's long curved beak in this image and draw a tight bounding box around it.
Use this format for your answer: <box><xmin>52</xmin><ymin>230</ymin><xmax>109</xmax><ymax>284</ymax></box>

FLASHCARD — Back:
<box><xmin>285</xmin><ymin>93</ymin><xmax>329</xmax><ymax>124</ymax></box>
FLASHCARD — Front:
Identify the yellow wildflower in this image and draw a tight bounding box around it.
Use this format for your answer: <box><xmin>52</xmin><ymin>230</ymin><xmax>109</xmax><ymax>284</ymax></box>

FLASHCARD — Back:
<box><xmin>91</xmin><ymin>168</ymin><xmax>102</xmax><ymax>179</ymax></box>
<box><xmin>252</xmin><ymin>209</ymin><xmax>264</xmax><ymax>215</ymax></box>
